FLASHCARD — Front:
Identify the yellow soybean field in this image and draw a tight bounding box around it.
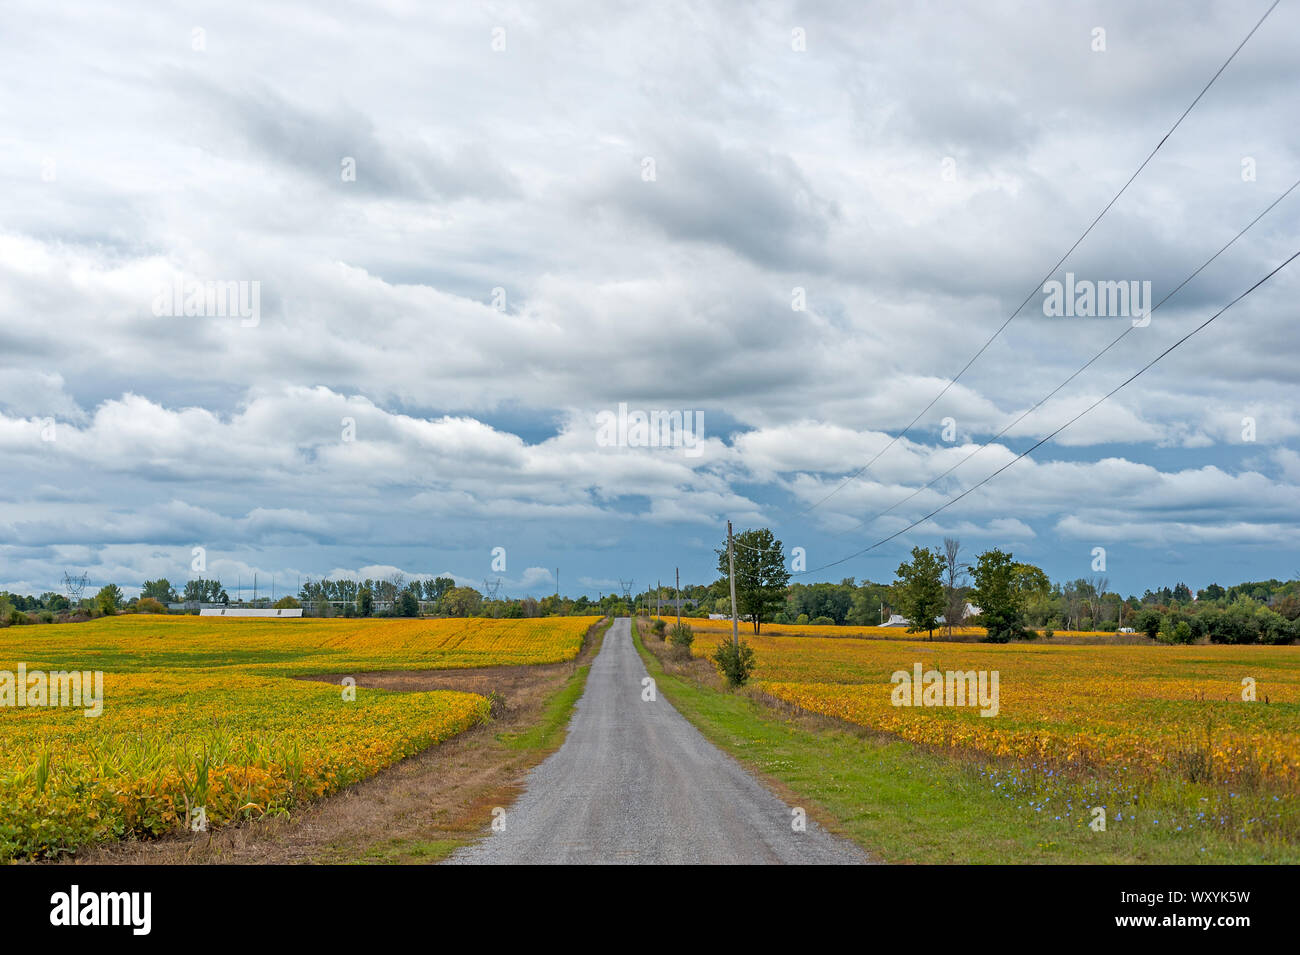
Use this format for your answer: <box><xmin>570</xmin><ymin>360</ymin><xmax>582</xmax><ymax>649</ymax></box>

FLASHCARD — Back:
<box><xmin>690</xmin><ymin>632</ymin><xmax>1300</xmax><ymax>786</ymax></box>
<box><xmin>0</xmin><ymin>615</ymin><xmax>600</xmax><ymax>860</ymax></box>
<box><xmin>684</xmin><ymin>617</ymin><xmax>1109</xmax><ymax>641</ymax></box>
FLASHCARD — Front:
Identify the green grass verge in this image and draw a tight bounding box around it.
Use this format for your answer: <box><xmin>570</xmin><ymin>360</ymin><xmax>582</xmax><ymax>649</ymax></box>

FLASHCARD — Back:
<box><xmin>631</xmin><ymin>619</ymin><xmax>1296</xmax><ymax>864</ymax></box>
<box><xmin>353</xmin><ymin>837</ymin><xmax>466</xmax><ymax>864</ymax></box>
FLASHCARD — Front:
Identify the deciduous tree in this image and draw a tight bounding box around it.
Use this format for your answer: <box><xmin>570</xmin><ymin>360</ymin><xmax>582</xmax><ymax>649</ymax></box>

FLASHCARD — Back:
<box><xmin>894</xmin><ymin>546</ymin><xmax>945</xmax><ymax>639</ymax></box>
<box><xmin>969</xmin><ymin>549</ymin><xmax>1029</xmax><ymax>643</ymax></box>
<box><xmin>715</xmin><ymin>528</ymin><xmax>790</xmax><ymax>634</ymax></box>
<box><xmin>95</xmin><ymin>584</ymin><xmax>123</xmax><ymax>616</ymax></box>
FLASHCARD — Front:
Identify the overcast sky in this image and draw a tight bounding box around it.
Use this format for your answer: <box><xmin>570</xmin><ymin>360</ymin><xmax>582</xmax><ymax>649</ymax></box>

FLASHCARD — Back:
<box><xmin>2</xmin><ymin>0</ymin><xmax>1298</xmax><ymax>600</ymax></box>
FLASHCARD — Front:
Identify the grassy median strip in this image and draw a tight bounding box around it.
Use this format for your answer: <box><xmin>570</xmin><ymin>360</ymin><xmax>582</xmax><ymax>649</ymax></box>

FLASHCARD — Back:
<box><xmin>631</xmin><ymin>619</ymin><xmax>1295</xmax><ymax>864</ymax></box>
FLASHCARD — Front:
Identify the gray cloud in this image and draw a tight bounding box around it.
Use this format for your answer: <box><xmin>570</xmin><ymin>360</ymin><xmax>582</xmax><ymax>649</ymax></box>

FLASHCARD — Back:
<box><xmin>591</xmin><ymin>132</ymin><xmax>839</xmax><ymax>269</ymax></box>
<box><xmin>171</xmin><ymin>75</ymin><xmax>521</xmax><ymax>201</ymax></box>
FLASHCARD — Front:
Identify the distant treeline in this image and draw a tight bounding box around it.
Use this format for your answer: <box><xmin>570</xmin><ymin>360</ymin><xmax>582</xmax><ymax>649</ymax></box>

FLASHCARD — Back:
<box><xmin>3</xmin><ymin>557</ymin><xmax>1298</xmax><ymax>645</ymax></box>
<box><xmin>643</xmin><ymin>530</ymin><xmax>1300</xmax><ymax>646</ymax></box>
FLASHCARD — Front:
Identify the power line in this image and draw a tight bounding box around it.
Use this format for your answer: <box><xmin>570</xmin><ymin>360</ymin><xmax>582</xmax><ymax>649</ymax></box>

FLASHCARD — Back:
<box><xmin>822</xmin><ymin>174</ymin><xmax>1300</xmax><ymax>542</ymax></box>
<box><xmin>793</xmin><ymin>0</ymin><xmax>1282</xmax><ymax>519</ymax></box>
<box><xmin>795</xmin><ymin>248</ymin><xmax>1300</xmax><ymax>577</ymax></box>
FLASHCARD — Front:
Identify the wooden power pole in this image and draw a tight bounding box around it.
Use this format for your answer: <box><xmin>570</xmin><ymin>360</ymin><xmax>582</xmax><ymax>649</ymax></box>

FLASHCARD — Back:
<box><xmin>727</xmin><ymin>520</ymin><xmax>739</xmax><ymax>649</ymax></box>
<box><xmin>675</xmin><ymin>567</ymin><xmax>681</xmax><ymax>630</ymax></box>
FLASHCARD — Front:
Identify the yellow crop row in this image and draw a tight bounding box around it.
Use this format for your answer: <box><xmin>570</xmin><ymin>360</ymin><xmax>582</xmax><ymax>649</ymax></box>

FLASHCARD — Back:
<box><xmin>3</xmin><ymin>613</ymin><xmax>595</xmax><ymax>674</ymax></box>
<box><xmin>682</xmin><ymin>617</ymin><xmax>1109</xmax><ymax>641</ymax></box>
<box><xmin>688</xmin><ymin>631</ymin><xmax>1300</xmax><ymax>785</ymax></box>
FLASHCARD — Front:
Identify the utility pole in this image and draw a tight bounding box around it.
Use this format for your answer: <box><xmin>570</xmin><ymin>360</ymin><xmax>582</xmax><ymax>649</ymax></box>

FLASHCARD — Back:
<box><xmin>675</xmin><ymin>567</ymin><xmax>681</xmax><ymax>631</ymax></box>
<box><xmin>656</xmin><ymin>579</ymin><xmax>660</xmax><ymax>620</ymax></box>
<box><xmin>727</xmin><ymin>520</ymin><xmax>739</xmax><ymax>649</ymax></box>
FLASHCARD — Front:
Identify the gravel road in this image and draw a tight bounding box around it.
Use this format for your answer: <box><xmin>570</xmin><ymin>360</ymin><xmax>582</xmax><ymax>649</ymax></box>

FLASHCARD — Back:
<box><xmin>446</xmin><ymin>617</ymin><xmax>869</xmax><ymax>864</ymax></box>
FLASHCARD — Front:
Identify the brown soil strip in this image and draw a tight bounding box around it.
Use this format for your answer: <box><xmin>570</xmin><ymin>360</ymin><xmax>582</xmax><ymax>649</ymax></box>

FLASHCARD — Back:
<box><xmin>65</xmin><ymin>623</ymin><xmax>608</xmax><ymax>865</ymax></box>
<box><xmin>296</xmin><ymin>663</ymin><xmax>573</xmax><ymax>713</ymax></box>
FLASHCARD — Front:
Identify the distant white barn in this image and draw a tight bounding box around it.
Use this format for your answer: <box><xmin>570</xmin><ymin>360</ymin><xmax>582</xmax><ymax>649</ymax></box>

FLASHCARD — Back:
<box><xmin>942</xmin><ymin>602</ymin><xmax>981</xmax><ymax>624</ymax></box>
<box><xmin>882</xmin><ymin>603</ymin><xmax>981</xmax><ymax>628</ymax></box>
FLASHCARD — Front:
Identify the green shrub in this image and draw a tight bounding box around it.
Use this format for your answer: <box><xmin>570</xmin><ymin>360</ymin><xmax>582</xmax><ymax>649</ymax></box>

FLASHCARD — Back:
<box><xmin>1158</xmin><ymin>617</ymin><xmax>1194</xmax><ymax>644</ymax></box>
<box><xmin>711</xmin><ymin>639</ymin><xmax>757</xmax><ymax>688</ymax></box>
<box><xmin>669</xmin><ymin>621</ymin><xmax>694</xmax><ymax>649</ymax></box>
<box><xmin>273</xmin><ymin>596</ymin><xmax>301</xmax><ymax>610</ymax></box>
<box><xmin>651</xmin><ymin>618</ymin><xmax>666</xmax><ymax>636</ymax></box>
<box><xmin>796</xmin><ymin>613</ymin><xmax>809</xmax><ymax>625</ymax></box>
<box><xmin>810</xmin><ymin>615</ymin><xmax>835</xmax><ymax>626</ymax></box>
<box><xmin>1209</xmin><ymin>605</ymin><xmax>1260</xmax><ymax>644</ymax></box>
<box><xmin>1042</xmin><ymin>628</ymin><xmax>1054</xmax><ymax>639</ymax></box>
<box><xmin>1135</xmin><ymin>608</ymin><xmax>1162</xmax><ymax>640</ymax></box>
<box><xmin>980</xmin><ymin>622</ymin><xmax>1033</xmax><ymax>643</ymax></box>
<box><xmin>94</xmin><ymin>584</ymin><xmax>122</xmax><ymax>617</ymax></box>
<box><xmin>1258</xmin><ymin>609</ymin><xmax>1294</xmax><ymax>645</ymax></box>
<box><xmin>981</xmin><ymin>624</ymin><xmax>1012</xmax><ymax>643</ymax></box>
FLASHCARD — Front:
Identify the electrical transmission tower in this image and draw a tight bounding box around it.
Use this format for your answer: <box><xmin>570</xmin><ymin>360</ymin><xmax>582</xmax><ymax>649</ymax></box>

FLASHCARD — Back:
<box><xmin>484</xmin><ymin>578</ymin><xmax>503</xmax><ymax>601</ymax></box>
<box><xmin>618</xmin><ymin>578</ymin><xmax>634</xmax><ymax>603</ymax></box>
<box><xmin>63</xmin><ymin>571</ymin><xmax>89</xmax><ymax>606</ymax></box>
